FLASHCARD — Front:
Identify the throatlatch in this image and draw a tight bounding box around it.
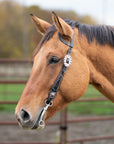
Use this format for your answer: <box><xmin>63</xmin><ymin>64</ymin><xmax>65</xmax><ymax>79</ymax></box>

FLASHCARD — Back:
<box><xmin>38</xmin><ymin>29</ymin><xmax>75</xmax><ymax>128</ymax></box>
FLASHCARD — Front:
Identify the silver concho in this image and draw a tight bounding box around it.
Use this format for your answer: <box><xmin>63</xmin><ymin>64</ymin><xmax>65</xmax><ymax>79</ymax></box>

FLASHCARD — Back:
<box><xmin>64</xmin><ymin>55</ymin><xmax>72</xmax><ymax>67</ymax></box>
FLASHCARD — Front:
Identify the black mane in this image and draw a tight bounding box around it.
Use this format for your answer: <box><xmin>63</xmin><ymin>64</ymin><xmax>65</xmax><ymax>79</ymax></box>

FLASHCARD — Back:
<box><xmin>78</xmin><ymin>22</ymin><xmax>114</xmax><ymax>46</ymax></box>
<box><xmin>34</xmin><ymin>19</ymin><xmax>114</xmax><ymax>56</ymax></box>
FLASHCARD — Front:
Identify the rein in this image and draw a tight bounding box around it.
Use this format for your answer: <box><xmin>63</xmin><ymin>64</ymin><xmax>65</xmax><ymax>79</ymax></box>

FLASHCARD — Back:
<box><xmin>33</xmin><ymin>29</ymin><xmax>75</xmax><ymax>129</ymax></box>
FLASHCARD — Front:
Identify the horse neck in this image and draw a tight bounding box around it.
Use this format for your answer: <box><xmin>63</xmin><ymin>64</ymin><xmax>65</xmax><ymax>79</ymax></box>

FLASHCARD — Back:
<box><xmin>75</xmin><ymin>28</ymin><xmax>114</xmax><ymax>102</ymax></box>
<box><xmin>76</xmin><ymin>29</ymin><xmax>114</xmax><ymax>84</ymax></box>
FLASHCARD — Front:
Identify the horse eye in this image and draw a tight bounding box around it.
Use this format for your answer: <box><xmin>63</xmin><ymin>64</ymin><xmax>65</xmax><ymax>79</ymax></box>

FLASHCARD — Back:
<box><xmin>49</xmin><ymin>56</ymin><xmax>60</xmax><ymax>64</ymax></box>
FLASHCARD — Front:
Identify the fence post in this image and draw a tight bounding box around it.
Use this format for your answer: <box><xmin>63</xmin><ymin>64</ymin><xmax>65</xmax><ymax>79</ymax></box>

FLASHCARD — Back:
<box><xmin>60</xmin><ymin>107</ymin><xmax>68</xmax><ymax>144</ymax></box>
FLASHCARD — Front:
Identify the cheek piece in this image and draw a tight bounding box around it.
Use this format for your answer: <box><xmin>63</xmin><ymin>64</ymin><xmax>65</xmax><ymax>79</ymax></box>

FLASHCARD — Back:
<box><xmin>32</xmin><ymin>29</ymin><xmax>75</xmax><ymax>129</ymax></box>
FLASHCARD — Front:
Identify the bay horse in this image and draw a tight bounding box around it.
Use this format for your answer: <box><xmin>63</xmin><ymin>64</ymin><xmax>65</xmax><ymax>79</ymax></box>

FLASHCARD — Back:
<box><xmin>15</xmin><ymin>12</ymin><xmax>114</xmax><ymax>129</ymax></box>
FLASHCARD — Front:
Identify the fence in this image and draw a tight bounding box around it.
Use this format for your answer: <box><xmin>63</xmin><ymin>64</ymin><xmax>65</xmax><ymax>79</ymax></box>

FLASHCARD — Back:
<box><xmin>0</xmin><ymin>59</ymin><xmax>114</xmax><ymax>144</ymax></box>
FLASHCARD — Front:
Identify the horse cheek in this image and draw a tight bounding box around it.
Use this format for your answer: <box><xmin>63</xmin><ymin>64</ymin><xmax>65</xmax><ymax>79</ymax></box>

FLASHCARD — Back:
<box><xmin>61</xmin><ymin>57</ymin><xmax>90</xmax><ymax>102</ymax></box>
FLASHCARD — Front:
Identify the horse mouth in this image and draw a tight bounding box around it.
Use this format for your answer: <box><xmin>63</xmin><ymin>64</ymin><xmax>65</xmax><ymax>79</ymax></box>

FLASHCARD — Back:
<box><xmin>32</xmin><ymin>100</ymin><xmax>53</xmax><ymax>129</ymax></box>
<box><xmin>32</xmin><ymin>109</ymin><xmax>46</xmax><ymax>129</ymax></box>
<box><xmin>32</xmin><ymin>120</ymin><xmax>45</xmax><ymax>129</ymax></box>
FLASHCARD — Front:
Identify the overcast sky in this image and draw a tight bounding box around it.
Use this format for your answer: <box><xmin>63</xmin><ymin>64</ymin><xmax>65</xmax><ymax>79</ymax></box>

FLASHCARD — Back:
<box><xmin>15</xmin><ymin>0</ymin><xmax>114</xmax><ymax>25</ymax></box>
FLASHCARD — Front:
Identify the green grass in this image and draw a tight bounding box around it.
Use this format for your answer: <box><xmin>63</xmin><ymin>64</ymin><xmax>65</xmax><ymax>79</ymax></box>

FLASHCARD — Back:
<box><xmin>68</xmin><ymin>85</ymin><xmax>114</xmax><ymax>115</ymax></box>
<box><xmin>68</xmin><ymin>101</ymin><xmax>114</xmax><ymax>115</ymax></box>
<box><xmin>0</xmin><ymin>84</ymin><xmax>25</xmax><ymax>112</ymax></box>
<box><xmin>0</xmin><ymin>84</ymin><xmax>114</xmax><ymax>115</ymax></box>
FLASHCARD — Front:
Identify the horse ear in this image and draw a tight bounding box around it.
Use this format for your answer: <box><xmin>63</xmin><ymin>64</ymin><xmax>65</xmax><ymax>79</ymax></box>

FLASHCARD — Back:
<box><xmin>30</xmin><ymin>14</ymin><xmax>51</xmax><ymax>35</ymax></box>
<box><xmin>52</xmin><ymin>12</ymin><xmax>73</xmax><ymax>39</ymax></box>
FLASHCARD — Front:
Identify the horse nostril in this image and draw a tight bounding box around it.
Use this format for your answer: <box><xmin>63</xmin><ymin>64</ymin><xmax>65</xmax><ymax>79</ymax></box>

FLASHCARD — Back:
<box><xmin>21</xmin><ymin>109</ymin><xmax>31</xmax><ymax>123</ymax></box>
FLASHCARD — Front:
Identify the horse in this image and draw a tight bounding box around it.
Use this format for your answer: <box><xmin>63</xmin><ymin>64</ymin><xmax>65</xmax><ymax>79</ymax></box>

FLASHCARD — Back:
<box><xmin>15</xmin><ymin>12</ymin><xmax>114</xmax><ymax>129</ymax></box>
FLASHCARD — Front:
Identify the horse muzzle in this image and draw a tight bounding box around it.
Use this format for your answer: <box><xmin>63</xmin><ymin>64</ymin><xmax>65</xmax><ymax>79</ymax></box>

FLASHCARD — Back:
<box><xmin>15</xmin><ymin>108</ymin><xmax>45</xmax><ymax>129</ymax></box>
<box><xmin>15</xmin><ymin>101</ymin><xmax>53</xmax><ymax>129</ymax></box>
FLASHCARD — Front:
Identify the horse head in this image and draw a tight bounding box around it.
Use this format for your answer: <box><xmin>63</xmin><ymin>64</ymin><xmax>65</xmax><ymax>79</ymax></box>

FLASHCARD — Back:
<box><xmin>15</xmin><ymin>12</ymin><xmax>90</xmax><ymax>129</ymax></box>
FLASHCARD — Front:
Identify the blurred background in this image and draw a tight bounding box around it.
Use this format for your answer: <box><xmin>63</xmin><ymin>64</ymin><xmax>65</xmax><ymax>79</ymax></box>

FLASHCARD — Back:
<box><xmin>0</xmin><ymin>0</ymin><xmax>114</xmax><ymax>143</ymax></box>
<box><xmin>0</xmin><ymin>0</ymin><xmax>114</xmax><ymax>59</ymax></box>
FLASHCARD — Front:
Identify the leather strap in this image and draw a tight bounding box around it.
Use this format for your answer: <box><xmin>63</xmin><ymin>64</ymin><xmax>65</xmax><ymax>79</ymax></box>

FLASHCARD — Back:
<box><xmin>46</xmin><ymin>30</ymin><xmax>75</xmax><ymax>104</ymax></box>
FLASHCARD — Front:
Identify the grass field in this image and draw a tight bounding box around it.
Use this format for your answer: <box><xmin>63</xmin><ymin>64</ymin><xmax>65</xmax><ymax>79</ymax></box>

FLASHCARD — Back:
<box><xmin>0</xmin><ymin>84</ymin><xmax>114</xmax><ymax>115</ymax></box>
<box><xmin>68</xmin><ymin>85</ymin><xmax>114</xmax><ymax>115</ymax></box>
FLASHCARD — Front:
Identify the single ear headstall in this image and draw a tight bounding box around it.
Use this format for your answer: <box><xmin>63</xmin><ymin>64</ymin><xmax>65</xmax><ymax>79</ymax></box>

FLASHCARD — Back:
<box><xmin>37</xmin><ymin>29</ymin><xmax>75</xmax><ymax>128</ymax></box>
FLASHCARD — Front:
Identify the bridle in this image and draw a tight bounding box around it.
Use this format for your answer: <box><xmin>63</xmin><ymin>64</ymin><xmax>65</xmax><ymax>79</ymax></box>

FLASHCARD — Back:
<box><xmin>33</xmin><ymin>29</ymin><xmax>75</xmax><ymax>129</ymax></box>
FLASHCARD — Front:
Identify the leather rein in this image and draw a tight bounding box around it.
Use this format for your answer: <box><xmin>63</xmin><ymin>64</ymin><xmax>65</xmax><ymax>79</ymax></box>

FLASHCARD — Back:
<box><xmin>33</xmin><ymin>29</ymin><xmax>75</xmax><ymax>129</ymax></box>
